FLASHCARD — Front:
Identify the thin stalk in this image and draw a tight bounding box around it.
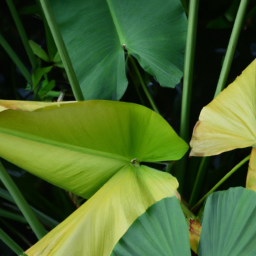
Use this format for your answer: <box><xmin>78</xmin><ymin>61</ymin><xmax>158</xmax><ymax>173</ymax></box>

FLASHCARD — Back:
<box><xmin>6</xmin><ymin>0</ymin><xmax>37</xmax><ymax>71</ymax></box>
<box><xmin>189</xmin><ymin>157</ymin><xmax>210</xmax><ymax>206</ymax></box>
<box><xmin>180</xmin><ymin>0</ymin><xmax>199</xmax><ymax>143</ymax></box>
<box><xmin>0</xmin><ymin>188</ymin><xmax>59</xmax><ymax>228</ymax></box>
<box><xmin>128</xmin><ymin>70</ymin><xmax>146</xmax><ymax>106</ymax></box>
<box><xmin>129</xmin><ymin>55</ymin><xmax>159</xmax><ymax>114</ymax></box>
<box><xmin>35</xmin><ymin>0</ymin><xmax>57</xmax><ymax>61</ymax></box>
<box><xmin>190</xmin><ymin>0</ymin><xmax>249</xmax><ymax>206</ymax></box>
<box><xmin>214</xmin><ymin>0</ymin><xmax>249</xmax><ymax>97</ymax></box>
<box><xmin>0</xmin><ymin>228</ymin><xmax>24</xmax><ymax>255</ymax></box>
<box><xmin>0</xmin><ymin>161</ymin><xmax>46</xmax><ymax>239</ymax></box>
<box><xmin>0</xmin><ymin>218</ymin><xmax>32</xmax><ymax>247</ymax></box>
<box><xmin>39</xmin><ymin>0</ymin><xmax>84</xmax><ymax>101</ymax></box>
<box><xmin>191</xmin><ymin>154</ymin><xmax>250</xmax><ymax>211</ymax></box>
<box><xmin>178</xmin><ymin>0</ymin><xmax>199</xmax><ymax>194</ymax></box>
<box><xmin>0</xmin><ymin>33</ymin><xmax>32</xmax><ymax>85</ymax></box>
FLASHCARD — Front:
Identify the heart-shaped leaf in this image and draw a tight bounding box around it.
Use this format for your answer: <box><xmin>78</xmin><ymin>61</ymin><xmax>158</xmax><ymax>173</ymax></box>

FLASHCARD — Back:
<box><xmin>49</xmin><ymin>0</ymin><xmax>187</xmax><ymax>100</ymax></box>
<box><xmin>0</xmin><ymin>100</ymin><xmax>188</xmax><ymax>198</ymax></box>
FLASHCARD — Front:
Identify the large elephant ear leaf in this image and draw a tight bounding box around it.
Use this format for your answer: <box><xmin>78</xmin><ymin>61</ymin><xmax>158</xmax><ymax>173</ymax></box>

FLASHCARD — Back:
<box><xmin>0</xmin><ymin>100</ymin><xmax>188</xmax><ymax>199</ymax></box>
<box><xmin>198</xmin><ymin>187</ymin><xmax>256</xmax><ymax>256</ymax></box>
<box><xmin>49</xmin><ymin>0</ymin><xmax>187</xmax><ymax>100</ymax></box>
<box><xmin>25</xmin><ymin>166</ymin><xmax>179</xmax><ymax>256</ymax></box>
<box><xmin>1</xmin><ymin>100</ymin><xmax>188</xmax><ymax>255</ymax></box>
<box><xmin>111</xmin><ymin>197</ymin><xmax>191</xmax><ymax>256</ymax></box>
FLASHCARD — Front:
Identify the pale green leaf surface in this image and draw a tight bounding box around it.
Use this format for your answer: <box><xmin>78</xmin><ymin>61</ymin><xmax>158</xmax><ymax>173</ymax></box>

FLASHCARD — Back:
<box><xmin>111</xmin><ymin>197</ymin><xmax>191</xmax><ymax>256</ymax></box>
<box><xmin>198</xmin><ymin>187</ymin><xmax>256</xmax><ymax>256</ymax></box>
<box><xmin>0</xmin><ymin>100</ymin><xmax>188</xmax><ymax>198</ymax></box>
<box><xmin>0</xmin><ymin>100</ymin><xmax>75</xmax><ymax>112</ymax></box>
<box><xmin>49</xmin><ymin>0</ymin><xmax>187</xmax><ymax>100</ymax></box>
<box><xmin>26</xmin><ymin>165</ymin><xmax>178</xmax><ymax>256</ymax></box>
<box><xmin>29</xmin><ymin>40</ymin><xmax>50</xmax><ymax>62</ymax></box>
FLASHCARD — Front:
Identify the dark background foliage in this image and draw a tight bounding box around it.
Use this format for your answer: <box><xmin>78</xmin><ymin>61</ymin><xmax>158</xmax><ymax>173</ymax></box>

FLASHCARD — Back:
<box><xmin>0</xmin><ymin>0</ymin><xmax>256</xmax><ymax>254</ymax></box>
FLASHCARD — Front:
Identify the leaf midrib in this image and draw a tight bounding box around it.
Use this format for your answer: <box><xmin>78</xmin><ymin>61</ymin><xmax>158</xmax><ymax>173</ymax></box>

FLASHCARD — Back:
<box><xmin>106</xmin><ymin>0</ymin><xmax>125</xmax><ymax>45</ymax></box>
<box><xmin>0</xmin><ymin>128</ymin><xmax>130</xmax><ymax>163</ymax></box>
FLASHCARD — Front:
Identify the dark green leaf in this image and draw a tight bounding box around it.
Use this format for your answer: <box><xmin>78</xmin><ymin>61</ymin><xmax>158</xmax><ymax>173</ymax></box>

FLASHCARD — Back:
<box><xmin>199</xmin><ymin>187</ymin><xmax>256</xmax><ymax>256</ymax></box>
<box><xmin>50</xmin><ymin>0</ymin><xmax>187</xmax><ymax>100</ymax></box>
<box><xmin>111</xmin><ymin>197</ymin><xmax>191</xmax><ymax>256</ymax></box>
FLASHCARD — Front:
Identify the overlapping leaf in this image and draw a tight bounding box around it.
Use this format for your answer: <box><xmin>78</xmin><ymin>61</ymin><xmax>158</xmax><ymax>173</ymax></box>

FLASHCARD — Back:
<box><xmin>0</xmin><ymin>100</ymin><xmax>188</xmax><ymax>255</ymax></box>
<box><xmin>0</xmin><ymin>100</ymin><xmax>188</xmax><ymax>199</ymax></box>
<box><xmin>49</xmin><ymin>0</ymin><xmax>187</xmax><ymax>100</ymax></box>
<box><xmin>190</xmin><ymin>59</ymin><xmax>256</xmax><ymax>156</ymax></box>
<box><xmin>111</xmin><ymin>197</ymin><xmax>191</xmax><ymax>256</ymax></box>
<box><xmin>25</xmin><ymin>166</ymin><xmax>179</xmax><ymax>256</ymax></box>
<box><xmin>198</xmin><ymin>187</ymin><xmax>256</xmax><ymax>256</ymax></box>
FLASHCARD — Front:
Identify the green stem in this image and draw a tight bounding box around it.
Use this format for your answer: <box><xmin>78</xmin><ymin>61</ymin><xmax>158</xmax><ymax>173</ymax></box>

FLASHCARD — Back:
<box><xmin>6</xmin><ymin>0</ymin><xmax>37</xmax><ymax>71</ymax></box>
<box><xmin>0</xmin><ymin>209</ymin><xmax>27</xmax><ymax>223</ymax></box>
<box><xmin>0</xmin><ymin>218</ymin><xmax>32</xmax><ymax>247</ymax></box>
<box><xmin>180</xmin><ymin>0</ymin><xmax>199</xmax><ymax>143</ymax></box>
<box><xmin>0</xmin><ymin>188</ymin><xmax>59</xmax><ymax>228</ymax></box>
<box><xmin>191</xmin><ymin>154</ymin><xmax>250</xmax><ymax>211</ymax></box>
<box><xmin>214</xmin><ymin>0</ymin><xmax>249</xmax><ymax>97</ymax></box>
<box><xmin>0</xmin><ymin>161</ymin><xmax>46</xmax><ymax>239</ymax></box>
<box><xmin>129</xmin><ymin>55</ymin><xmax>159</xmax><ymax>114</ymax></box>
<box><xmin>178</xmin><ymin>0</ymin><xmax>199</xmax><ymax>194</ymax></box>
<box><xmin>39</xmin><ymin>0</ymin><xmax>84</xmax><ymax>101</ymax></box>
<box><xmin>0</xmin><ymin>33</ymin><xmax>32</xmax><ymax>85</ymax></box>
<box><xmin>35</xmin><ymin>0</ymin><xmax>57</xmax><ymax>61</ymax></box>
<box><xmin>128</xmin><ymin>70</ymin><xmax>146</xmax><ymax>106</ymax></box>
<box><xmin>0</xmin><ymin>228</ymin><xmax>24</xmax><ymax>255</ymax></box>
<box><xmin>189</xmin><ymin>157</ymin><xmax>210</xmax><ymax>206</ymax></box>
<box><xmin>189</xmin><ymin>0</ymin><xmax>249</xmax><ymax>205</ymax></box>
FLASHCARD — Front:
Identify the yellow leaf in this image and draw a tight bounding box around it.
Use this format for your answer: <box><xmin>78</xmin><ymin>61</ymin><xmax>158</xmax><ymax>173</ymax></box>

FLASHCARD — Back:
<box><xmin>0</xmin><ymin>100</ymin><xmax>75</xmax><ymax>112</ymax></box>
<box><xmin>190</xmin><ymin>59</ymin><xmax>256</xmax><ymax>156</ymax></box>
<box><xmin>25</xmin><ymin>165</ymin><xmax>178</xmax><ymax>256</ymax></box>
<box><xmin>246</xmin><ymin>148</ymin><xmax>256</xmax><ymax>191</ymax></box>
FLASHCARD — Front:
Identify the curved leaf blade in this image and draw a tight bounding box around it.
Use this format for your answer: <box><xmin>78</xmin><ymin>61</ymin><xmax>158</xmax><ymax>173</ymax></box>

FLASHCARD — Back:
<box><xmin>199</xmin><ymin>187</ymin><xmax>256</xmax><ymax>256</ymax></box>
<box><xmin>25</xmin><ymin>165</ymin><xmax>178</xmax><ymax>256</ymax></box>
<box><xmin>0</xmin><ymin>100</ymin><xmax>188</xmax><ymax>198</ymax></box>
<box><xmin>50</xmin><ymin>0</ymin><xmax>187</xmax><ymax>100</ymax></box>
<box><xmin>190</xmin><ymin>59</ymin><xmax>256</xmax><ymax>157</ymax></box>
<box><xmin>111</xmin><ymin>197</ymin><xmax>191</xmax><ymax>256</ymax></box>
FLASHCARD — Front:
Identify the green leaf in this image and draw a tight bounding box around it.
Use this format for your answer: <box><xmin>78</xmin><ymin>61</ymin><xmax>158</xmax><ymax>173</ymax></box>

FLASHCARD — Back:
<box><xmin>32</xmin><ymin>66</ymin><xmax>52</xmax><ymax>88</ymax></box>
<box><xmin>49</xmin><ymin>0</ymin><xmax>187</xmax><ymax>100</ymax></box>
<box><xmin>0</xmin><ymin>100</ymin><xmax>188</xmax><ymax>199</ymax></box>
<box><xmin>29</xmin><ymin>40</ymin><xmax>50</xmax><ymax>62</ymax></box>
<box><xmin>53</xmin><ymin>51</ymin><xmax>61</xmax><ymax>62</ymax></box>
<box><xmin>198</xmin><ymin>187</ymin><xmax>256</xmax><ymax>256</ymax></box>
<box><xmin>38</xmin><ymin>79</ymin><xmax>56</xmax><ymax>97</ymax></box>
<box><xmin>111</xmin><ymin>197</ymin><xmax>191</xmax><ymax>256</ymax></box>
<box><xmin>25</xmin><ymin>165</ymin><xmax>179</xmax><ymax>256</ymax></box>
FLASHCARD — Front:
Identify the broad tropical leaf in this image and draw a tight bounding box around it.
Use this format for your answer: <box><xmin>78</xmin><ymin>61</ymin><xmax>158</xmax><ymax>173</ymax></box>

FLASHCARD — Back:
<box><xmin>49</xmin><ymin>0</ymin><xmax>187</xmax><ymax>100</ymax></box>
<box><xmin>198</xmin><ymin>187</ymin><xmax>256</xmax><ymax>256</ymax></box>
<box><xmin>111</xmin><ymin>197</ymin><xmax>191</xmax><ymax>256</ymax></box>
<box><xmin>0</xmin><ymin>100</ymin><xmax>188</xmax><ymax>199</ymax></box>
<box><xmin>190</xmin><ymin>59</ymin><xmax>256</xmax><ymax>157</ymax></box>
<box><xmin>25</xmin><ymin>165</ymin><xmax>178</xmax><ymax>256</ymax></box>
<box><xmin>0</xmin><ymin>100</ymin><xmax>188</xmax><ymax>255</ymax></box>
